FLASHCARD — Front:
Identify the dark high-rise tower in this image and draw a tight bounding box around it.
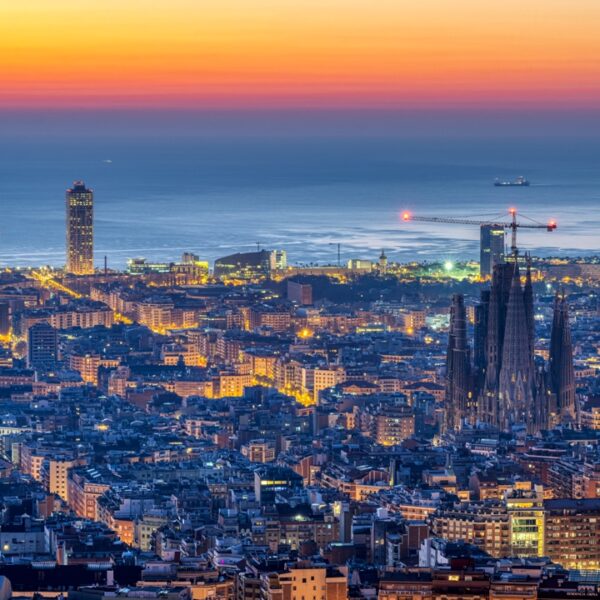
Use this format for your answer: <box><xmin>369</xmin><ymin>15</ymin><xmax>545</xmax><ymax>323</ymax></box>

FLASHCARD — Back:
<box><xmin>0</xmin><ymin>302</ymin><xmax>9</xmax><ymax>336</ymax></box>
<box><xmin>66</xmin><ymin>181</ymin><xmax>94</xmax><ymax>275</ymax></box>
<box><xmin>480</xmin><ymin>225</ymin><xmax>505</xmax><ymax>278</ymax></box>
<box><xmin>27</xmin><ymin>322</ymin><xmax>58</xmax><ymax>370</ymax></box>
<box><xmin>550</xmin><ymin>292</ymin><xmax>576</xmax><ymax>424</ymax></box>
<box><xmin>445</xmin><ymin>294</ymin><xmax>472</xmax><ymax>431</ymax></box>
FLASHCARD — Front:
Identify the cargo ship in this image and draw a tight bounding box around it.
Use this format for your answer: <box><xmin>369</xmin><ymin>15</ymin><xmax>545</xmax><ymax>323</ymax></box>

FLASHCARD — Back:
<box><xmin>494</xmin><ymin>176</ymin><xmax>530</xmax><ymax>187</ymax></box>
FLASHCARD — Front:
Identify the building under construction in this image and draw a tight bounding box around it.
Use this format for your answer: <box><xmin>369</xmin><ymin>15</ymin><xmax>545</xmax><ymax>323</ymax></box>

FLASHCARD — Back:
<box><xmin>403</xmin><ymin>208</ymin><xmax>575</xmax><ymax>434</ymax></box>
<box><xmin>446</xmin><ymin>258</ymin><xmax>576</xmax><ymax>435</ymax></box>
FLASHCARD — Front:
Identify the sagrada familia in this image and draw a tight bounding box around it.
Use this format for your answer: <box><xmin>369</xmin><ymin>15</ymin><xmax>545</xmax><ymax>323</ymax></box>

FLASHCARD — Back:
<box><xmin>445</xmin><ymin>258</ymin><xmax>576</xmax><ymax>435</ymax></box>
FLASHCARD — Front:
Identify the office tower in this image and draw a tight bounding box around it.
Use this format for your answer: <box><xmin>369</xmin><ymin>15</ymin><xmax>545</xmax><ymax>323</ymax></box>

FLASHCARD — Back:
<box><xmin>480</xmin><ymin>225</ymin><xmax>505</xmax><ymax>278</ymax></box>
<box><xmin>27</xmin><ymin>322</ymin><xmax>58</xmax><ymax>370</ymax></box>
<box><xmin>445</xmin><ymin>294</ymin><xmax>472</xmax><ymax>431</ymax></box>
<box><xmin>550</xmin><ymin>292</ymin><xmax>576</xmax><ymax>423</ymax></box>
<box><xmin>66</xmin><ymin>180</ymin><xmax>94</xmax><ymax>275</ymax></box>
<box><xmin>0</xmin><ymin>302</ymin><xmax>9</xmax><ymax>336</ymax></box>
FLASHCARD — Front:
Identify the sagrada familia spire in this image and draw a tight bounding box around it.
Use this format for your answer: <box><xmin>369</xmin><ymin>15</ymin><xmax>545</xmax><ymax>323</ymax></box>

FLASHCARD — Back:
<box><xmin>497</xmin><ymin>262</ymin><xmax>535</xmax><ymax>430</ymax></box>
<box><xmin>445</xmin><ymin>257</ymin><xmax>576</xmax><ymax>434</ymax></box>
<box><xmin>549</xmin><ymin>291</ymin><xmax>576</xmax><ymax>424</ymax></box>
<box><xmin>445</xmin><ymin>294</ymin><xmax>472</xmax><ymax>432</ymax></box>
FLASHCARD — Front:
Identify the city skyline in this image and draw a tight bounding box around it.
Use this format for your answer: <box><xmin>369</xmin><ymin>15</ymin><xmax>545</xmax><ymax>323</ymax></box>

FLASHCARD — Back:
<box><xmin>50</xmin><ymin>178</ymin><xmax>595</xmax><ymax>273</ymax></box>
<box><xmin>1</xmin><ymin>2</ymin><xmax>600</xmax><ymax>598</ymax></box>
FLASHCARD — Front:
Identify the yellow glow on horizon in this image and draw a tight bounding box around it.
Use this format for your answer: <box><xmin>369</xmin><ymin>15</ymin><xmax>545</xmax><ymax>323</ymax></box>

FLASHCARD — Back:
<box><xmin>1</xmin><ymin>0</ymin><xmax>599</xmax><ymax>108</ymax></box>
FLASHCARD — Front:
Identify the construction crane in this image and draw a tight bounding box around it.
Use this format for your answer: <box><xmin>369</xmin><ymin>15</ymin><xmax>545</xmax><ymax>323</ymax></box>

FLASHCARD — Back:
<box><xmin>401</xmin><ymin>208</ymin><xmax>557</xmax><ymax>258</ymax></box>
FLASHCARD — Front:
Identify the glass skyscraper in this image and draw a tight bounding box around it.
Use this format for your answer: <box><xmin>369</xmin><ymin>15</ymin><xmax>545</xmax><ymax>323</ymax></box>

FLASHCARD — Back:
<box><xmin>480</xmin><ymin>224</ymin><xmax>504</xmax><ymax>277</ymax></box>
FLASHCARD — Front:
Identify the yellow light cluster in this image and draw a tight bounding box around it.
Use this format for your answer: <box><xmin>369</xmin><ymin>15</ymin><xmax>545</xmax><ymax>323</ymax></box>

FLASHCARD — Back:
<box><xmin>30</xmin><ymin>270</ymin><xmax>83</xmax><ymax>299</ymax></box>
<box><xmin>114</xmin><ymin>312</ymin><xmax>133</xmax><ymax>325</ymax></box>
<box><xmin>279</xmin><ymin>383</ymin><xmax>314</xmax><ymax>407</ymax></box>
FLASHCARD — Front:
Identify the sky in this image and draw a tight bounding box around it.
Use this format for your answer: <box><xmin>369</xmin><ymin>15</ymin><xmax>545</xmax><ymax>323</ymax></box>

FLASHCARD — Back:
<box><xmin>1</xmin><ymin>0</ymin><xmax>600</xmax><ymax>111</ymax></box>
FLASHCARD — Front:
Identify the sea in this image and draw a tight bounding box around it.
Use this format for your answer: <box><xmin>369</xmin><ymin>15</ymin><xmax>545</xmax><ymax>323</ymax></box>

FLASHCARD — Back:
<box><xmin>1</xmin><ymin>110</ymin><xmax>599</xmax><ymax>269</ymax></box>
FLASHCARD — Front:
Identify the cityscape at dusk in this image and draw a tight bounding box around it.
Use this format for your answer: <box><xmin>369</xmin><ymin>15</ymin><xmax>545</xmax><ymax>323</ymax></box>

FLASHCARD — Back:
<box><xmin>1</xmin><ymin>2</ymin><xmax>600</xmax><ymax>600</ymax></box>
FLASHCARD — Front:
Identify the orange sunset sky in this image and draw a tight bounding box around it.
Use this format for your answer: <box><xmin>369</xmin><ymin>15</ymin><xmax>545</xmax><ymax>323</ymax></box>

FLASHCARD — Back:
<box><xmin>1</xmin><ymin>0</ymin><xmax>599</xmax><ymax>109</ymax></box>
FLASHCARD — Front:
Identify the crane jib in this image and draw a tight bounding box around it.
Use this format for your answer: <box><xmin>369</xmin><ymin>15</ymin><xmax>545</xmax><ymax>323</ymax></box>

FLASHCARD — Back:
<box><xmin>402</xmin><ymin>209</ymin><xmax>557</xmax><ymax>258</ymax></box>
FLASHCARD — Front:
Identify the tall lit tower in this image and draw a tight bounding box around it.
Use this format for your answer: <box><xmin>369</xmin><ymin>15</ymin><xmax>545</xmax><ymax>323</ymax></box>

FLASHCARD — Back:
<box><xmin>480</xmin><ymin>225</ymin><xmax>505</xmax><ymax>278</ymax></box>
<box><xmin>66</xmin><ymin>181</ymin><xmax>94</xmax><ymax>275</ymax></box>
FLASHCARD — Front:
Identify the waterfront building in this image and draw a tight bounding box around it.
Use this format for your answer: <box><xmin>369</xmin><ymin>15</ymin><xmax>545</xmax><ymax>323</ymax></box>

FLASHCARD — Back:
<box><xmin>66</xmin><ymin>181</ymin><xmax>94</xmax><ymax>275</ymax></box>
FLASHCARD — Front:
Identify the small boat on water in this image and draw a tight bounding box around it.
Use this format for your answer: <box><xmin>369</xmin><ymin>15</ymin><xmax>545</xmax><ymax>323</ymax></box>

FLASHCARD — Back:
<box><xmin>494</xmin><ymin>176</ymin><xmax>530</xmax><ymax>187</ymax></box>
